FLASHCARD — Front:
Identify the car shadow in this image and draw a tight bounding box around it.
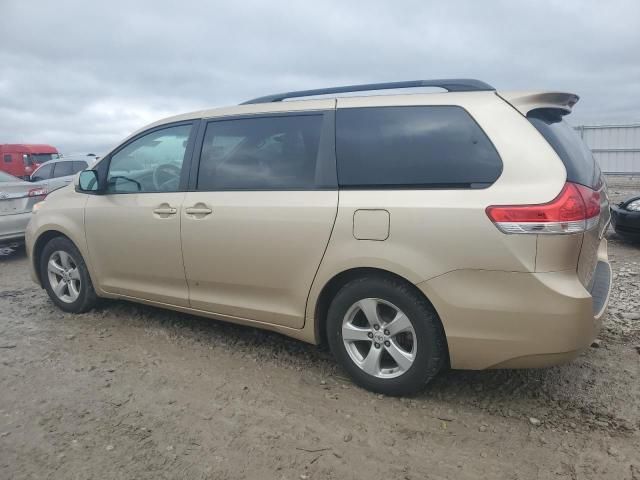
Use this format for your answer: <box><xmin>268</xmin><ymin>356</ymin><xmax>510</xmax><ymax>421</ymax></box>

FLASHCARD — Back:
<box><xmin>607</xmin><ymin>231</ymin><xmax>640</xmax><ymax>246</ymax></box>
<box><xmin>87</xmin><ymin>297</ymin><xmax>626</xmax><ymax>429</ymax></box>
<box><xmin>0</xmin><ymin>243</ymin><xmax>27</xmax><ymax>262</ymax></box>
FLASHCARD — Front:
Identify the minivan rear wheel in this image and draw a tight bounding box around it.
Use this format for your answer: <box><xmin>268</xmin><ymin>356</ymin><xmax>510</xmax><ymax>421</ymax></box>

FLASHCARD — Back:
<box><xmin>40</xmin><ymin>236</ymin><xmax>97</xmax><ymax>313</ymax></box>
<box><xmin>326</xmin><ymin>275</ymin><xmax>446</xmax><ymax>396</ymax></box>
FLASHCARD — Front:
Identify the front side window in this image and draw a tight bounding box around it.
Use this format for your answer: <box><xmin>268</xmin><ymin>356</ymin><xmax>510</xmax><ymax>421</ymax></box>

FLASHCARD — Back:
<box><xmin>336</xmin><ymin>106</ymin><xmax>502</xmax><ymax>188</ymax></box>
<box><xmin>3</xmin><ymin>154</ymin><xmax>11</xmax><ymax>163</ymax></box>
<box><xmin>107</xmin><ymin>124</ymin><xmax>192</xmax><ymax>193</ymax></box>
<box><xmin>197</xmin><ymin>115</ymin><xmax>323</xmax><ymax>190</ymax></box>
<box><xmin>31</xmin><ymin>163</ymin><xmax>53</xmax><ymax>181</ymax></box>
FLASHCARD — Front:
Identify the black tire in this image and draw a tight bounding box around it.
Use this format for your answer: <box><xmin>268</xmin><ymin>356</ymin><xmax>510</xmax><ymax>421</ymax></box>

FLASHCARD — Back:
<box><xmin>40</xmin><ymin>236</ymin><xmax>98</xmax><ymax>313</ymax></box>
<box><xmin>326</xmin><ymin>275</ymin><xmax>447</xmax><ymax>396</ymax></box>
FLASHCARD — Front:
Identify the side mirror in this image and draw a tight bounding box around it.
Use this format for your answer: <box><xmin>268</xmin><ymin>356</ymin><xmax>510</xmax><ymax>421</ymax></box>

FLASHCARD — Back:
<box><xmin>77</xmin><ymin>170</ymin><xmax>100</xmax><ymax>193</ymax></box>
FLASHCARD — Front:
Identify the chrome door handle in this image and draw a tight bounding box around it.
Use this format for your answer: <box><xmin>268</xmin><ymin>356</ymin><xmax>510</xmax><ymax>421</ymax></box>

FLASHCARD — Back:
<box><xmin>153</xmin><ymin>206</ymin><xmax>177</xmax><ymax>215</ymax></box>
<box><xmin>185</xmin><ymin>205</ymin><xmax>213</xmax><ymax>216</ymax></box>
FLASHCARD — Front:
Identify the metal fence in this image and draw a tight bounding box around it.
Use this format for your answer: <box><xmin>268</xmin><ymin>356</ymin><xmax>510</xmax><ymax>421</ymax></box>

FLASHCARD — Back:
<box><xmin>575</xmin><ymin>123</ymin><xmax>640</xmax><ymax>174</ymax></box>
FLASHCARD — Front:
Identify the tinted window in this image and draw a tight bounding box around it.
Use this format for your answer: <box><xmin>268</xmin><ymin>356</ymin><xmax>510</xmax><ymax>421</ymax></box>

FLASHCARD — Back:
<box><xmin>336</xmin><ymin>106</ymin><xmax>502</xmax><ymax>188</ymax></box>
<box><xmin>72</xmin><ymin>161</ymin><xmax>88</xmax><ymax>174</ymax></box>
<box><xmin>53</xmin><ymin>161</ymin><xmax>74</xmax><ymax>178</ymax></box>
<box><xmin>528</xmin><ymin>110</ymin><xmax>600</xmax><ymax>188</ymax></box>
<box><xmin>31</xmin><ymin>163</ymin><xmax>53</xmax><ymax>181</ymax></box>
<box><xmin>107</xmin><ymin>124</ymin><xmax>191</xmax><ymax>193</ymax></box>
<box><xmin>3</xmin><ymin>154</ymin><xmax>11</xmax><ymax>163</ymax></box>
<box><xmin>198</xmin><ymin>115</ymin><xmax>323</xmax><ymax>190</ymax></box>
<box><xmin>31</xmin><ymin>153</ymin><xmax>58</xmax><ymax>164</ymax></box>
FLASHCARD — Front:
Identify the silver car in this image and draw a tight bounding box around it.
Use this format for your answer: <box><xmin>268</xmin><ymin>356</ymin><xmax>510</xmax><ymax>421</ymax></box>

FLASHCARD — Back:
<box><xmin>30</xmin><ymin>157</ymin><xmax>92</xmax><ymax>193</ymax></box>
<box><xmin>0</xmin><ymin>171</ymin><xmax>47</xmax><ymax>244</ymax></box>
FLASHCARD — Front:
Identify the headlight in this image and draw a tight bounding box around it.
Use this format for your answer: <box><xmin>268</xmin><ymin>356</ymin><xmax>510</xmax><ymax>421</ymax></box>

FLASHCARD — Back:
<box><xmin>32</xmin><ymin>201</ymin><xmax>46</xmax><ymax>214</ymax></box>
<box><xmin>627</xmin><ymin>199</ymin><xmax>640</xmax><ymax>212</ymax></box>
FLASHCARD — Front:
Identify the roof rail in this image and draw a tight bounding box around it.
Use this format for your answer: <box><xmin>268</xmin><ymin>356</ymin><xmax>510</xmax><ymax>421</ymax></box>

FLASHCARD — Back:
<box><xmin>241</xmin><ymin>78</ymin><xmax>494</xmax><ymax>104</ymax></box>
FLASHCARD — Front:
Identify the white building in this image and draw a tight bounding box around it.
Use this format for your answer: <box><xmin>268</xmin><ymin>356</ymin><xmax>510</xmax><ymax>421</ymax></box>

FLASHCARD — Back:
<box><xmin>575</xmin><ymin>123</ymin><xmax>640</xmax><ymax>174</ymax></box>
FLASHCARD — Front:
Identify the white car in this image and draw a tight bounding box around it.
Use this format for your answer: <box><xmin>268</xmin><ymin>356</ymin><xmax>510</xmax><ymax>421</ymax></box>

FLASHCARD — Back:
<box><xmin>0</xmin><ymin>171</ymin><xmax>47</xmax><ymax>244</ymax></box>
<box><xmin>30</xmin><ymin>157</ymin><xmax>93</xmax><ymax>193</ymax></box>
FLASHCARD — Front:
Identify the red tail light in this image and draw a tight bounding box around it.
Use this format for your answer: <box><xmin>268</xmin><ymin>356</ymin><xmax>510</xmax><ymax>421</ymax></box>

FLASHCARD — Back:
<box><xmin>486</xmin><ymin>182</ymin><xmax>600</xmax><ymax>234</ymax></box>
<box><xmin>28</xmin><ymin>187</ymin><xmax>47</xmax><ymax>197</ymax></box>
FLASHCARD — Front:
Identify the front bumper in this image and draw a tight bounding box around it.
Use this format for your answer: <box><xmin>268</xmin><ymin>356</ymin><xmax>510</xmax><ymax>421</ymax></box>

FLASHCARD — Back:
<box><xmin>0</xmin><ymin>211</ymin><xmax>31</xmax><ymax>245</ymax></box>
<box><xmin>611</xmin><ymin>205</ymin><xmax>640</xmax><ymax>239</ymax></box>
<box><xmin>417</xmin><ymin>257</ymin><xmax>612</xmax><ymax>370</ymax></box>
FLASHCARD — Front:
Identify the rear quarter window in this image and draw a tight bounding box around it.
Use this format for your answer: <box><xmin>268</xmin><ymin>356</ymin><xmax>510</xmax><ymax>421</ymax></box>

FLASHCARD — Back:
<box><xmin>336</xmin><ymin>106</ymin><xmax>502</xmax><ymax>188</ymax></box>
<box><xmin>527</xmin><ymin>110</ymin><xmax>600</xmax><ymax>189</ymax></box>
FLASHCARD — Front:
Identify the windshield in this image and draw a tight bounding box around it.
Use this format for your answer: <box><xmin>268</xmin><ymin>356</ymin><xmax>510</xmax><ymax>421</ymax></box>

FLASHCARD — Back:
<box><xmin>24</xmin><ymin>153</ymin><xmax>60</xmax><ymax>166</ymax></box>
<box><xmin>0</xmin><ymin>171</ymin><xmax>20</xmax><ymax>183</ymax></box>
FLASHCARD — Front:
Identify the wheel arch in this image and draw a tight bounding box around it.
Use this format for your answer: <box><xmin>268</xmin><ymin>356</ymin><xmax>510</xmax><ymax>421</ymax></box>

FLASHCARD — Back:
<box><xmin>311</xmin><ymin>267</ymin><xmax>450</xmax><ymax>366</ymax></box>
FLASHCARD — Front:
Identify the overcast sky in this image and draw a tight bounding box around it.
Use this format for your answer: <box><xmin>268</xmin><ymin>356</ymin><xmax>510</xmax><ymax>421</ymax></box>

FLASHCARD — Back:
<box><xmin>1</xmin><ymin>0</ymin><xmax>639</xmax><ymax>155</ymax></box>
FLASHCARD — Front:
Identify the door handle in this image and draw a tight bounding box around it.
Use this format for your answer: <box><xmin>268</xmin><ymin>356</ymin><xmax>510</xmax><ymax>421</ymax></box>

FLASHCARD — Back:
<box><xmin>153</xmin><ymin>205</ymin><xmax>177</xmax><ymax>216</ymax></box>
<box><xmin>185</xmin><ymin>204</ymin><xmax>213</xmax><ymax>217</ymax></box>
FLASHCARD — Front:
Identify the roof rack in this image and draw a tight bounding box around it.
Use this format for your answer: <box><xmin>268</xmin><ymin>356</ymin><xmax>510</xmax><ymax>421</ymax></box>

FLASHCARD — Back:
<box><xmin>241</xmin><ymin>78</ymin><xmax>494</xmax><ymax>105</ymax></box>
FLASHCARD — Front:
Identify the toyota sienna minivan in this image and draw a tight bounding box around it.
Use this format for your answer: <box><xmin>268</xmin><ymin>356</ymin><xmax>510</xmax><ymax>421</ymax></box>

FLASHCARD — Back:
<box><xmin>26</xmin><ymin>79</ymin><xmax>612</xmax><ymax>395</ymax></box>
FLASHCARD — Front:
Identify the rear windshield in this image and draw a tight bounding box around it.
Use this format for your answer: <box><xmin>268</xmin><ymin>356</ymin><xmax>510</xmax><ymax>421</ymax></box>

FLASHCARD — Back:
<box><xmin>0</xmin><ymin>171</ymin><xmax>19</xmax><ymax>182</ymax></box>
<box><xmin>527</xmin><ymin>110</ymin><xmax>601</xmax><ymax>189</ymax></box>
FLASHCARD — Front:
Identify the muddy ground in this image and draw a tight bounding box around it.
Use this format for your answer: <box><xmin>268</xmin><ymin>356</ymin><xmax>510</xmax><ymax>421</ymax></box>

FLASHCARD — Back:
<box><xmin>1</xmin><ymin>186</ymin><xmax>639</xmax><ymax>479</ymax></box>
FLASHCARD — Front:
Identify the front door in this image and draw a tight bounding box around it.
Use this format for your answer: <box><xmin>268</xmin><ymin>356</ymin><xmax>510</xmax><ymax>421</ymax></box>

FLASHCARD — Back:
<box><xmin>181</xmin><ymin>111</ymin><xmax>338</xmax><ymax>328</ymax></box>
<box><xmin>85</xmin><ymin>122</ymin><xmax>195</xmax><ymax>307</ymax></box>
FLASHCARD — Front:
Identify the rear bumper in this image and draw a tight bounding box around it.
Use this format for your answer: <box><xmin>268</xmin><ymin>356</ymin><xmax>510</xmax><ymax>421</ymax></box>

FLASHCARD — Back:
<box><xmin>417</xmin><ymin>255</ymin><xmax>612</xmax><ymax>370</ymax></box>
<box><xmin>0</xmin><ymin>212</ymin><xmax>31</xmax><ymax>244</ymax></box>
<box><xmin>611</xmin><ymin>205</ymin><xmax>640</xmax><ymax>239</ymax></box>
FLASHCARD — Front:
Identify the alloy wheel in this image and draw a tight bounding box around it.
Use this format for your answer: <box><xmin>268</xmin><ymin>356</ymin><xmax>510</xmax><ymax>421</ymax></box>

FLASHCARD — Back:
<box><xmin>47</xmin><ymin>250</ymin><xmax>81</xmax><ymax>304</ymax></box>
<box><xmin>342</xmin><ymin>298</ymin><xmax>417</xmax><ymax>379</ymax></box>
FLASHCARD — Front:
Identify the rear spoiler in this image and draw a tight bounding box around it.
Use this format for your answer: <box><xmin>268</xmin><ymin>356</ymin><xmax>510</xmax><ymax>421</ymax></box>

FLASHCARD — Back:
<box><xmin>497</xmin><ymin>91</ymin><xmax>580</xmax><ymax>116</ymax></box>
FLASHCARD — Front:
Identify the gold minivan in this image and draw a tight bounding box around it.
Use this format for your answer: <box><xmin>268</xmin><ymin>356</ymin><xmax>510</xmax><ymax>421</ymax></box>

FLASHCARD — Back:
<box><xmin>26</xmin><ymin>79</ymin><xmax>612</xmax><ymax>395</ymax></box>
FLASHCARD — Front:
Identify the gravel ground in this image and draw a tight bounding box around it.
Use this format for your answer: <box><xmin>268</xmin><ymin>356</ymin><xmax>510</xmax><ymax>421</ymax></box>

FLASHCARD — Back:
<box><xmin>1</xmin><ymin>190</ymin><xmax>639</xmax><ymax>479</ymax></box>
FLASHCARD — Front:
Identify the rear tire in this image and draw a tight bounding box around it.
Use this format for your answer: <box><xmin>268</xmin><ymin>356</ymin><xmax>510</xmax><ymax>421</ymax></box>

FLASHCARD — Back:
<box><xmin>326</xmin><ymin>275</ymin><xmax>446</xmax><ymax>396</ymax></box>
<box><xmin>40</xmin><ymin>236</ymin><xmax>97</xmax><ymax>313</ymax></box>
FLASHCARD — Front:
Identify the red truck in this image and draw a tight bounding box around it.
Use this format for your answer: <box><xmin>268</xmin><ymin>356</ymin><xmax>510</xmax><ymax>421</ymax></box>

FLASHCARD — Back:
<box><xmin>0</xmin><ymin>144</ymin><xmax>60</xmax><ymax>179</ymax></box>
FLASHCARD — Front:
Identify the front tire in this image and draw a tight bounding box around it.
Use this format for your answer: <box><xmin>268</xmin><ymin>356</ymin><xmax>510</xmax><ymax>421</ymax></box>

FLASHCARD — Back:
<box><xmin>40</xmin><ymin>236</ymin><xmax>97</xmax><ymax>313</ymax></box>
<box><xmin>326</xmin><ymin>275</ymin><xmax>446</xmax><ymax>396</ymax></box>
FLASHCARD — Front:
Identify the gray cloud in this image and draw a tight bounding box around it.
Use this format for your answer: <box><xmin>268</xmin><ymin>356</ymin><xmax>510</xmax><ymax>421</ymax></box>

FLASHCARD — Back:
<box><xmin>1</xmin><ymin>0</ymin><xmax>639</xmax><ymax>154</ymax></box>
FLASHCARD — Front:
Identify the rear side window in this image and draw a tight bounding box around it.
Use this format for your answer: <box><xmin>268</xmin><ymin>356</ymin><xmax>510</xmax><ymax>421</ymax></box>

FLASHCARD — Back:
<box><xmin>72</xmin><ymin>161</ymin><xmax>88</xmax><ymax>174</ymax></box>
<box><xmin>336</xmin><ymin>106</ymin><xmax>502</xmax><ymax>188</ymax></box>
<box><xmin>3</xmin><ymin>154</ymin><xmax>11</xmax><ymax>163</ymax></box>
<box><xmin>527</xmin><ymin>110</ymin><xmax>600</xmax><ymax>188</ymax></box>
<box><xmin>53</xmin><ymin>161</ymin><xmax>74</xmax><ymax>178</ymax></box>
<box><xmin>197</xmin><ymin>115</ymin><xmax>324</xmax><ymax>190</ymax></box>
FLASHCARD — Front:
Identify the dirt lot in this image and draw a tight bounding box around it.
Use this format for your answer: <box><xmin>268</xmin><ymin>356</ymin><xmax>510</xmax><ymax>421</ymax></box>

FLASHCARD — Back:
<box><xmin>1</xmin><ymin>188</ymin><xmax>639</xmax><ymax>479</ymax></box>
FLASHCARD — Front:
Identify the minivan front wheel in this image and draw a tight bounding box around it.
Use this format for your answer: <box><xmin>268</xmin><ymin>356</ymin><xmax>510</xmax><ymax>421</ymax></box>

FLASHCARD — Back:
<box><xmin>327</xmin><ymin>276</ymin><xmax>446</xmax><ymax>395</ymax></box>
<box><xmin>40</xmin><ymin>236</ymin><xmax>97</xmax><ymax>313</ymax></box>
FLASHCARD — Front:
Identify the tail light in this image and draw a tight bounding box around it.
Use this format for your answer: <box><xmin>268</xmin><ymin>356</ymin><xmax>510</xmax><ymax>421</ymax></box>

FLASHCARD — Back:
<box><xmin>486</xmin><ymin>182</ymin><xmax>600</xmax><ymax>234</ymax></box>
<box><xmin>28</xmin><ymin>187</ymin><xmax>47</xmax><ymax>197</ymax></box>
